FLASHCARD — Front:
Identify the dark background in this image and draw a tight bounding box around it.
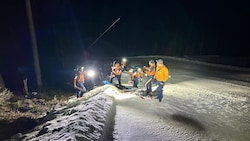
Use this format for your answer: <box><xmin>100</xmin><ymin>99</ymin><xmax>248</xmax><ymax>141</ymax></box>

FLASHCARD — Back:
<box><xmin>0</xmin><ymin>0</ymin><xmax>249</xmax><ymax>92</ymax></box>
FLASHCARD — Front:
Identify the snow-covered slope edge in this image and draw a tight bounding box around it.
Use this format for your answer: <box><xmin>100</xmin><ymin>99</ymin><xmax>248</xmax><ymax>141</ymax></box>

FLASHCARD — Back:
<box><xmin>133</xmin><ymin>55</ymin><xmax>250</xmax><ymax>71</ymax></box>
<box><xmin>15</xmin><ymin>85</ymin><xmax>116</xmax><ymax>141</ymax></box>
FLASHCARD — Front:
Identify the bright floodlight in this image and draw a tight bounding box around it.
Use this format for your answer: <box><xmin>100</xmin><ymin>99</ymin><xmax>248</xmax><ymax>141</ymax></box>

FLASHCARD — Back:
<box><xmin>122</xmin><ymin>58</ymin><xmax>127</xmax><ymax>62</ymax></box>
<box><xmin>87</xmin><ymin>70</ymin><xmax>96</xmax><ymax>78</ymax></box>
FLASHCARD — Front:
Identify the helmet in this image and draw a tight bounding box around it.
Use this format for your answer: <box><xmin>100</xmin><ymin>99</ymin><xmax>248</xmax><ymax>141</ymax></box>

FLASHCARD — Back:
<box><xmin>156</xmin><ymin>59</ymin><xmax>163</xmax><ymax>64</ymax></box>
<box><xmin>149</xmin><ymin>60</ymin><xmax>154</xmax><ymax>64</ymax></box>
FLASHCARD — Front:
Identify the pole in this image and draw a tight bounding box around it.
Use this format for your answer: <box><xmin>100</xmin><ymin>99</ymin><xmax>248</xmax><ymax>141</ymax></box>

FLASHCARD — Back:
<box><xmin>25</xmin><ymin>0</ymin><xmax>43</xmax><ymax>90</ymax></box>
<box><xmin>86</xmin><ymin>17</ymin><xmax>120</xmax><ymax>51</ymax></box>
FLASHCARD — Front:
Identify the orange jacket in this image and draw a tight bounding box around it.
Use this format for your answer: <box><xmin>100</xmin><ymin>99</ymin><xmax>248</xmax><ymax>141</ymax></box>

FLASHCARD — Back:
<box><xmin>131</xmin><ymin>69</ymin><xmax>143</xmax><ymax>81</ymax></box>
<box><xmin>145</xmin><ymin>64</ymin><xmax>155</xmax><ymax>76</ymax></box>
<box><xmin>73</xmin><ymin>71</ymin><xmax>85</xmax><ymax>86</ymax></box>
<box><xmin>154</xmin><ymin>65</ymin><xmax>168</xmax><ymax>82</ymax></box>
<box><xmin>112</xmin><ymin>63</ymin><xmax>122</xmax><ymax>75</ymax></box>
<box><xmin>138</xmin><ymin>69</ymin><xmax>143</xmax><ymax>77</ymax></box>
<box><xmin>128</xmin><ymin>69</ymin><xmax>134</xmax><ymax>80</ymax></box>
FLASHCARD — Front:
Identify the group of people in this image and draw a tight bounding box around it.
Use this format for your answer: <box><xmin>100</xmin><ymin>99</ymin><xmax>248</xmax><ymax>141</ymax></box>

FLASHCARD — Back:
<box><xmin>143</xmin><ymin>59</ymin><xmax>169</xmax><ymax>102</ymax></box>
<box><xmin>73</xmin><ymin>58</ymin><xmax>169</xmax><ymax>102</ymax></box>
<box><xmin>109</xmin><ymin>58</ymin><xmax>169</xmax><ymax>102</ymax></box>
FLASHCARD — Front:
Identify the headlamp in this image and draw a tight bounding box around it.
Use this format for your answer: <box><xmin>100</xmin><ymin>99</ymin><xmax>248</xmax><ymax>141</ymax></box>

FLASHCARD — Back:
<box><xmin>87</xmin><ymin>69</ymin><xmax>96</xmax><ymax>78</ymax></box>
<box><xmin>122</xmin><ymin>58</ymin><xmax>127</xmax><ymax>62</ymax></box>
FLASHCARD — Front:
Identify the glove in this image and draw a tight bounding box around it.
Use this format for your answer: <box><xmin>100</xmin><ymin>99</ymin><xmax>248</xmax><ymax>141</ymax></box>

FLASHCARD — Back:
<box><xmin>152</xmin><ymin>78</ymin><xmax>156</xmax><ymax>84</ymax></box>
<box><xmin>160</xmin><ymin>81</ymin><xmax>165</xmax><ymax>86</ymax></box>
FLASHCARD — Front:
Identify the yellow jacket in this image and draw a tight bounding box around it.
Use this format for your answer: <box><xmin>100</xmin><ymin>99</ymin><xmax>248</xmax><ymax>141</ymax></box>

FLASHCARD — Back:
<box><xmin>154</xmin><ymin>65</ymin><xmax>169</xmax><ymax>82</ymax></box>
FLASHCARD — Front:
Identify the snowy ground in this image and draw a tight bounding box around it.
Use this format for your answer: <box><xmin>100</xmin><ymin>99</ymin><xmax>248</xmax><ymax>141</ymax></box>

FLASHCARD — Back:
<box><xmin>11</xmin><ymin>56</ymin><xmax>250</xmax><ymax>141</ymax></box>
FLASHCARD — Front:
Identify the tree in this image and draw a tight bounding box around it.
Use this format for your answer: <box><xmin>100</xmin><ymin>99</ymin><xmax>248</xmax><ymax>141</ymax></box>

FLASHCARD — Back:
<box><xmin>0</xmin><ymin>72</ymin><xmax>5</xmax><ymax>91</ymax></box>
<box><xmin>25</xmin><ymin>0</ymin><xmax>43</xmax><ymax>90</ymax></box>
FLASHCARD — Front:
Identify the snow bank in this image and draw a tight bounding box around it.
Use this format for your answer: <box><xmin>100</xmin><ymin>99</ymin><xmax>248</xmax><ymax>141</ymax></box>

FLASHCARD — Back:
<box><xmin>16</xmin><ymin>85</ymin><xmax>116</xmax><ymax>141</ymax></box>
<box><xmin>167</xmin><ymin>56</ymin><xmax>250</xmax><ymax>71</ymax></box>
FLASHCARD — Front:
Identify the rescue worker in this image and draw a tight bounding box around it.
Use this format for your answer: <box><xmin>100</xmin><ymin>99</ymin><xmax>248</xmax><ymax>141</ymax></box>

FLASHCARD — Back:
<box><xmin>110</xmin><ymin>61</ymin><xmax>122</xmax><ymax>86</ymax></box>
<box><xmin>144</xmin><ymin>59</ymin><xmax>156</xmax><ymax>96</ymax></box>
<box><xmin>154</xmin><ymin>59</ymin><xmax>169</xmax><ymax>102</ymax></box>
<box><xmin>131</xmin><ymin>67</ymin><xmax>143</xmax><ymax>88</ymax></box>
<box><xmin>138</xmin><ymin>68</ymin><xmax>143</xmax><ymax>82</ymax></box>
<box><xmin>128</xmin><ymin>68</ymin><xmax>134</xmax><ymax>83</ymax></box>
<box><xmin>121</xmin><ymin>58</ymin><xmax>127</xmax><ymax>72</ymax></box>
<box><xmin>73</xmin><ymin>66</ymin><xmax>87</xmax><ymax>98</ymax></box>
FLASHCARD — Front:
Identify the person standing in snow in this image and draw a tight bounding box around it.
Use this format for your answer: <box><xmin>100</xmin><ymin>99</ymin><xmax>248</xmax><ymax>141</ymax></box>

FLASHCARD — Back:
<box><xmin>130</xmin><ymin>67</ymin><xmax>143</xmax><ymax>88</ymax></box>
<box><xmin>154</xmin><ymin>59</ymin><xmax>169</xmax><ymax>102</ymax></box>
<box><xmin>144</xmin><ymin>59</ymin><xmax>156</xmax><ymax>96</ymax></box>
<box><xmin>110</xmin><ymin>61</ymin><xmax>122</xmax><ymax>86</ymax></box>
<box><xmin>121</xmin><ymin>58</ymin><xmax>128</xmax><ymax>72</ymax></box>
<box><xmin>128</xmin><ymin>68</ymin><xmax>134</xmax><ymax>82</ymax></box>
<box><xmin>74</xmin><ymin>66</ymin><xmax>87</xmax><ymax>98</ymax></box>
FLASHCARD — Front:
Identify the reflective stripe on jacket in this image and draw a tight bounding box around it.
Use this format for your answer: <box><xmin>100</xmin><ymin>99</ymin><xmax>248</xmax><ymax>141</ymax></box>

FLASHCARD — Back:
<box><xmin>131</xmin><ymin>71</ymin><xmax>143</xmax><ymax>81</ymax></box>
<box><xmin>112</xmin><ymin>63</ymin><xmax>122</xmax><ymax>75</ymax></box>
<box><xmin>74</xmin><ymin>71</ymin><xmax>85</xmax><ymax>86</ymax></box>
<box><xmin>145</xmin><ymin>64</ymin><xmax>155</xmax><ymax>76</ymax></box>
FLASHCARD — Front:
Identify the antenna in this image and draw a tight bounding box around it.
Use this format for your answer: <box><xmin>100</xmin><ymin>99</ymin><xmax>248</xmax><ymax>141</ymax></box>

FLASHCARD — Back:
<box><xmin>86</xmin><ymin>17</ymin><xmax>120</xmax><ymax>51</ymax></box>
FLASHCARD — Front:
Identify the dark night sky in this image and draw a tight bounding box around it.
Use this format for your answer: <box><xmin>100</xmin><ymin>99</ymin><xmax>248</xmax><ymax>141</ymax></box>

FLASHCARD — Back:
<box><xmin>0</xmin><ymin>0</ymin><xmax>249</xmax><ymax>91</ymax></box>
